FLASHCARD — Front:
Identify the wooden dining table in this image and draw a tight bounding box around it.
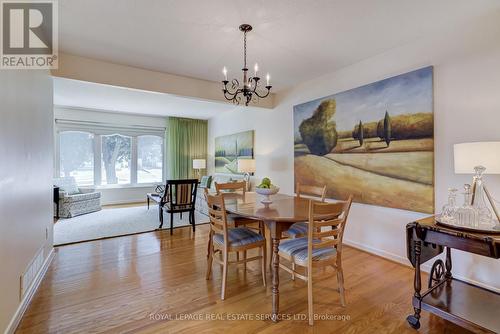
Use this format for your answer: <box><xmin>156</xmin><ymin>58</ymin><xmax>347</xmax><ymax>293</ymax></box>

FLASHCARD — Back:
<box><xmin>222</xmin><ymin>191</ymin><xmax>313</xmax><ymax>322</ymax></box>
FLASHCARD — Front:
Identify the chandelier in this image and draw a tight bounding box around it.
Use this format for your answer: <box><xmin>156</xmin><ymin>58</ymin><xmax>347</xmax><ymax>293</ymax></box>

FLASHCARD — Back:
<box><xmin>222</xmin><ymin>24</ymin><xmax>272</xmax><ymax>106</ymax></box>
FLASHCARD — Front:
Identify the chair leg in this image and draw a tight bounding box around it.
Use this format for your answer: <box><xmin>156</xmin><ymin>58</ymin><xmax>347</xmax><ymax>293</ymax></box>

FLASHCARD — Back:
<box><xmin>158</xmin><ymin>209</ymin><xmax>163</xmax><ymax>229</ymax></box>
<box><xmin>261</xmin><ymin>244</ymin><xmax>266</xmax><ymax>287</ymax></box>
<box><xmin>221</xmin><ymin>249</ymin><xmax>228</xmax><ymax>300</ymax></box>
<box><xmin>308</xmin><ymin>267</ymin><xmax>314</xmax><ymax>326</ymax></box>
<box><xmin>291</xmin><ymin>263</ymin><xmax>296</xmax><ymax>281</ymax></box>
<box><xmin>170</xmin><ymin>212</ymin><xmax>174</xmax><ymax>235</ymax></box>
<box><xmin>337</xmin><ymin>268</ymin><xmax>346</xmax><ymax>307</ymax></box>
<box><xmin>207</xmin><ymin>231</ymin><xmax>212</xmax><ymax>258</ymax></box>
<box><xmin>191</xmin><ymin>210</ymin><xmax>195</xmax><ymax>232</ymax></box>
<box><xmin>243</xmin><ymin>250</ymin><xmax>247</xmax><ymax>271</ymax></box>
<box><xmin>206</xmin><ymin>234</ymin><xmax>213</xmax><ymax>280</ymax></box>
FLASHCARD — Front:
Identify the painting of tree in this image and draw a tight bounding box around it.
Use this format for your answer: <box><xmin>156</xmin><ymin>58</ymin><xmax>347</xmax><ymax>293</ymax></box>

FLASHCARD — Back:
<box><xmin>294</xmin><ymin>66</ymin><xmax>434</xmax><ymax>213</ymax></box>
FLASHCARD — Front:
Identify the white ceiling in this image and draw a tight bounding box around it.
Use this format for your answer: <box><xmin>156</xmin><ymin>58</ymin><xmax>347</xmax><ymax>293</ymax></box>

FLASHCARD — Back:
<box><xmin>59</xmin><ymin>0</ymin><xmax>500</xmax><ymax>92</ymax></box>
<box><xmin>53</xmin><ymin>77</ymin><xmax>249</xmax><ymax>119</ymax></box>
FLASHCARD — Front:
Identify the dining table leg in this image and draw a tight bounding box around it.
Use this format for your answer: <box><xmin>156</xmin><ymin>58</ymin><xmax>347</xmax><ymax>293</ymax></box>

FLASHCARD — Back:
<box><xmin>267</xmin><ymin>220</ymin><xmax>282</xmax><ymax>322</ymax></box>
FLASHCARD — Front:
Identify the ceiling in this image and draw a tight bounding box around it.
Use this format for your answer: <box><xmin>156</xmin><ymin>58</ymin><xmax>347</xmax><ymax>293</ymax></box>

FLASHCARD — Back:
<box><xmin>53</xmin><ymin>77</ymin><xmax>249</xmax><ymax>119</ymax></box>
<box><xmin>59</xmin><ymin>0</ymin><xmax>500</xmax><ymax>92</ymax></box>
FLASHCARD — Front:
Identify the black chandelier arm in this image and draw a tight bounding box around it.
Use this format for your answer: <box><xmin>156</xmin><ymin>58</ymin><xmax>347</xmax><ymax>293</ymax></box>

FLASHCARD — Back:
<box><xmin>253</xmin><ymin>86</ymin><xmax>272</xmax><ymax>98</ymax></box>
<box><xmin>222</xmin><ymin>79</ymin><xmax>241</xmax><ymax>95</ymax></box>
<box><xmin>223</xmin><ymin>89</ymin><xmax>239</xmax><ymax>101</ymax></box>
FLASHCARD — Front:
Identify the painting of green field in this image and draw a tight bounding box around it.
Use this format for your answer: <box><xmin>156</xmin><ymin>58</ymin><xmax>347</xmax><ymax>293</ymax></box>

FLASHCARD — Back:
<box><xmin>215</xmin><ymin>130</ymin><xmax>254</xmax><ymax>174</ymax></box>
<box><xmin>293</xmin><ymin>66</ymin><xmax>434</xmax><ymax>213</ymax></box>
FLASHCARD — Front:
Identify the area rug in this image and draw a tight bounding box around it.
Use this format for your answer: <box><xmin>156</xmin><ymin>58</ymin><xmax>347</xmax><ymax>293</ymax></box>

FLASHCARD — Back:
<box><xmin>54</xmin><ymin>206</ymin><xmax>208</xmax><ymax>245</ymax></box>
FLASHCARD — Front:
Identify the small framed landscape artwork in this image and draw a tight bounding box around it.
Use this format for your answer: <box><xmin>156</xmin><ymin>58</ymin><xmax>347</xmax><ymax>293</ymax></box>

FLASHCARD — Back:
<box><xmin>215</xmin><ymin>130</ymin><xmax>254</xmax><ymax>174</ymax></box>
<box><xmin>293</xmin><ymin>66</ymin><xmax>434</xmax><ymax>213</ymax></box>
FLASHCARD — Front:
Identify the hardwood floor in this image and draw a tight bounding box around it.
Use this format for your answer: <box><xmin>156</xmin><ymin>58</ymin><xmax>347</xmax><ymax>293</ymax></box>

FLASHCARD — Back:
<box><xmin>17</xmin><ymin>224</ymin><xmax>469</xmax><ymax>333</ymax></box>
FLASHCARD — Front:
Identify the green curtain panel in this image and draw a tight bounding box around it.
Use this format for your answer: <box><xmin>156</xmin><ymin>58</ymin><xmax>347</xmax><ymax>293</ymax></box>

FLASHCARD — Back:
<box><xmin>166</xmin><ymin>117</ymin><xmax>208</xmax><ymax>179</ymax></box>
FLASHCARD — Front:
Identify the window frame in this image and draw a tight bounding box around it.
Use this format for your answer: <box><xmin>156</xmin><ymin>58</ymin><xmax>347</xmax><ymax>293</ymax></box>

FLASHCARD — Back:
<box><xmin>56</xmin><ymin>125</ymin><xmax>164</xmax><ymax>188</ymax></box>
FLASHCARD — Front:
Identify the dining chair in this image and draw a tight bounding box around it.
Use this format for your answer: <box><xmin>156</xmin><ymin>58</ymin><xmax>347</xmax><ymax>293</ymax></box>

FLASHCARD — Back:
<box><xmin>278</xmin><ymin>195</ymin><xmax>353</xmax><ymax>325</ymax></box>
<box><xmin>160</xmin><ymin>179</ymin><xmax>198</xmax><ymax>235</ymax></box>
<box><xmin>214</xmin><ymin>180</ymin><xmax>248</xmax><ymax>194</ymax></box>
<box><xmin>205</xmin><ymin>189</ymin><xmax>267</xmax><ymax>300</ymax></box>
<box><xmin>214</xmin><ymin>181</ymin><xmax>265</xmax><ymax>269</ymax></box>
<box><xmin>285</xmin><ymin>183</ymin><xmax>327</xmax><ymax>238</ymax></box>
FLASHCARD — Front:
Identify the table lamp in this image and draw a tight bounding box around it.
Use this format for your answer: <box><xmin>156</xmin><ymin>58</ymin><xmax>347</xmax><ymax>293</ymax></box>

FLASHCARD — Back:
<box><xmin>192</xmin><ymin>159</ymin><xmax>206</xmax><ymax>179</ymax></box>
<box><xmin>454</xmin><ymin>142</ymin><xmax>500</xmax><ymax>223</ymax></box>
<box><xmin>237</xmin><ymin>158</ymin><xmax>256</xmax><ymax>185</ymax></box>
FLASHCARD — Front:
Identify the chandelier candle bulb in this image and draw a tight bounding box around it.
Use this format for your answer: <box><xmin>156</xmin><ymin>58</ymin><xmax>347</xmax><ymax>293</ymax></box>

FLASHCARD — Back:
<box><xmin>266</xmin><ymin>73</ymin><xmax>270</xmax><ymax>86</ymax></box>
<box><xmin>223</xmin><ymin>67</ymin><xmax>227</xmax><ymax>80</ymax></box>
<box><xmin>254</xmin><ymin>63</ymin><xmax>258</xmax><ymax>76</ymax></box>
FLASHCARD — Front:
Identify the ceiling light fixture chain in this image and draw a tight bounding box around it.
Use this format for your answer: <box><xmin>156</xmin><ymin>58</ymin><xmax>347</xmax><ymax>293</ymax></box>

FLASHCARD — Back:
<box><xmin>222</xmin><ymin>24</ymin><xmax>272</xmax><ymax>106</ymax></box>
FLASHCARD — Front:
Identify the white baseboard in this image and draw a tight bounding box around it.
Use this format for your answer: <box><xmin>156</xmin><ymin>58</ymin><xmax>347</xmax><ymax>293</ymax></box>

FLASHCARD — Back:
<box><xmin>4</xmin><ymin>248</ymin><xmax>55</xmax><ymax>334</ymax></box>
<box><xmin>344</xmin><ymin>238</ymin><xmax>499</xmax><ymax>293</ymax></box>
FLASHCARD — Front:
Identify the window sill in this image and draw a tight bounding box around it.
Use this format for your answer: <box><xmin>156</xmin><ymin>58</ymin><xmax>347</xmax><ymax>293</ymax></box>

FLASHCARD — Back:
<box><xmin>85</xmin><ymin>183</ymin><xmax>162</xmax><ymax>190</ymax></box>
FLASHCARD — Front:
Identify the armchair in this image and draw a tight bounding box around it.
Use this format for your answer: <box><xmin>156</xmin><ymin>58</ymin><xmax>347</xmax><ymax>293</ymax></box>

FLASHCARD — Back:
<box><xmin>53</xmin><ymin>177</ymin><xmax>102</xmax><ymax>218</ymax></box>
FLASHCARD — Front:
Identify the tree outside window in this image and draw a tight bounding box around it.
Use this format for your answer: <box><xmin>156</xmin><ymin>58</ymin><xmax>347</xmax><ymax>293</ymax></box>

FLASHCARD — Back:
<box><xmin>101</xmin><ymin>134</ymin><xmax>131</xmax><ymax>184</ymax></box>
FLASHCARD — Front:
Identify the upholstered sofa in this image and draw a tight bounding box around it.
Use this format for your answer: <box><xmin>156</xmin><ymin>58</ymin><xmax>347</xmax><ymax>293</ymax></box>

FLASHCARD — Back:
<box><xmin>195</xmin><ymin>173</ymin><xmax>247</xmax><ymax>216</ymax></box>
<box><xmin>53</xmin><ymin>177</ymin><xmax>102</xmax><ymax>218</ymax></box>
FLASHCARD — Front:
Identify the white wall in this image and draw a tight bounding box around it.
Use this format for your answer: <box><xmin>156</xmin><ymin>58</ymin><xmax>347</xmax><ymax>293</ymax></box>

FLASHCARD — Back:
<box><xmin>209</xmin><ymin>11</ymin><xmax>500</xmax><ymax>291</ymax></box>
<box><xmin>0</xmin><ymin>70</ymin><xmax>54</xmax><ymax>332</ymax></box>
<box><xmin>54</xmin><ymin>107</ymin><xmax>166</xmax><ymax>205</ymax></box>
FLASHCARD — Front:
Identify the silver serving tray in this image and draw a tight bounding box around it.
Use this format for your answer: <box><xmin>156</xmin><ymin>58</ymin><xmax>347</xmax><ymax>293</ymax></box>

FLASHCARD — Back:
<box><xmin>435</xmin><ymin>215</ymin><xmax>500</xmax><ymax>234</ymax></box>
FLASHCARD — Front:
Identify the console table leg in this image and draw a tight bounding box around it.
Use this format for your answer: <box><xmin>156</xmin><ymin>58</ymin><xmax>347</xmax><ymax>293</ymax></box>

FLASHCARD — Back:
<box><xmin>407</xmin><ymin>239</ymin><xmax>422</xmax><ymax>329</ymax></box>
<box><xmin>445</xmin><ymin>247</ymin><xmax>452</xmax><ymax>279</ymax></box>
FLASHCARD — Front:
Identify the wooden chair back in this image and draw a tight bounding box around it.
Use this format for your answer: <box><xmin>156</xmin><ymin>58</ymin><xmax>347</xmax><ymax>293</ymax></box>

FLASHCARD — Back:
<box><xmin>204</xmin><ymin>189</ymin><xmax>228</xmax><ymax>245</ymax></box>
<box><xmin>215</xmin><ymin>181</ymin><xmax>247</xmax><ymax>195</ymax></box>
<box><xmin>307</xmin><ymin>195</ymin><xmax>353</xmax><ymax>261</ymax></box>
<box><xmin>162</xmin><ymin>179</ymin><xmax>198</xmax><ymax>209</ymax></box>
<box><xmin>296</xmin><ymin>183</ymin><xmax>327</xmax><ymax>201</ymax></box>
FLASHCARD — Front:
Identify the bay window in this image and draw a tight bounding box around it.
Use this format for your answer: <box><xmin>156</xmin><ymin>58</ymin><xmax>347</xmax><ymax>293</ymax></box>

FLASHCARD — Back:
<box><xmin>57</xmin><ymin>124</ymin><xmax>164</xmax><ymax>187</ymax></box>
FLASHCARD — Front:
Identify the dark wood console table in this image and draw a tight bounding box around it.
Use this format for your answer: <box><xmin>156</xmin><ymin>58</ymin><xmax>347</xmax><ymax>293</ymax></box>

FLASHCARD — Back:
<box><xmin>406</xmin><ymin>216</ymin><xmax>500</xmax><ymax>333</ymax></box>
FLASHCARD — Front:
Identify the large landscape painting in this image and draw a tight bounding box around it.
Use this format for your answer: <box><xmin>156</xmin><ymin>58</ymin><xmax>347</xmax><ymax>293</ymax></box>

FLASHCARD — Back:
<box><xmin>294</xmin><ymin>67</ymin><xmax>434</xmax><ymax>213</ymax></box>
<box><xmin>215</xmin><ymin>130</ymin><xmax>254</xmax><ymax>174</ymax></box>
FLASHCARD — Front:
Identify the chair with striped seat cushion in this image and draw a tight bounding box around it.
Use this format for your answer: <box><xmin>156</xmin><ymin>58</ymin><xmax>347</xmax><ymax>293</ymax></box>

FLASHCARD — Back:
<box><xmin>284</xmin><ymin>183</ymin><xmax>327</xmax><ymax>239</ymax></box>
<box><xmin>279</xmin><ymin>237</ymin><xmax>337</xmax><ymax>265</ymax></box>
<box><xmin>205</xmin><ymin>190</ymin><xmax>266</xmax><ymax>300</ymax></box>
<box><xmin>215</xmin><ymin>181</ymin><xmax>265</xmax><ymax>265</ymax></box>
<box><xmin>213</xmin><ymin>227</ymin><xmax>265</xmax><ymax>248</ymax></box>
<box><xmin>278</xmin><ymin>195</ymin><xmax>353</xmax><ymax>326</ymax></box>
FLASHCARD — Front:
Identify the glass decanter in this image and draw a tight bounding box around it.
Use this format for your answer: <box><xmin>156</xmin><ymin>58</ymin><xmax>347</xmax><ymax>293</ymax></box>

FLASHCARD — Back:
<box><xmin>441</xmin><ymin>188</ymin><xmax>458</xmax><ymax>223</ymax></box>
<box><xmin>471</xmin><ymin>166</ymin><xmax>493</xmax><ymax>226</ymax></box>
<box><xmin>456</xmin><ymin>184</ymin><xmax>478</xmax><ymax>227</ymax></box>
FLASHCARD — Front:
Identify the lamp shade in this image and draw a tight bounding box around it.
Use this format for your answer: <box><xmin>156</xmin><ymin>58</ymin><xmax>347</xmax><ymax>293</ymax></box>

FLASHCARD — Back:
<box><xmin>192</xmin><ymin>159</ymin><xmax>206</xmax><ymax>169</ymax></box>
<box><xmin>237</xmin><ymin>159</ymin><xmax>256</xmax><ymax>173</ymax></box>
<box><xmin>454</xmin><ymin>142</ymin><xmax>500</xmax><ymax>174</ymax></box>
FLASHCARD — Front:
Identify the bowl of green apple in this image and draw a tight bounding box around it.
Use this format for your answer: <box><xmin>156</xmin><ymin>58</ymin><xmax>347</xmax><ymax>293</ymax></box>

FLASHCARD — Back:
<box><xmin>255</xmin><ymin>177</ymin><xmax>279</xmax><ymax>204</ymax></box>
